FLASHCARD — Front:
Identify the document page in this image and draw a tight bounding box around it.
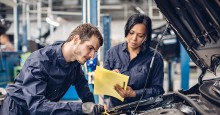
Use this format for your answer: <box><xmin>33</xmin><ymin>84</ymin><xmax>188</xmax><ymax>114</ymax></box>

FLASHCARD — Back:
<box><xmin>94</xmin><ymin>66</ymin><xmax>129</xmax><ymax>102</ymax></box>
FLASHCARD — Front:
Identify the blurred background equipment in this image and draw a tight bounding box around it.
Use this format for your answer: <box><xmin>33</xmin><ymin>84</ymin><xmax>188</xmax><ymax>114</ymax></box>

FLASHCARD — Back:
<box><xmin>0</xmin><ymin>19</ymin><xmax>12</xmax><ymax>35</ymax></box>
<box><xmin>151</xmin><ymin>24</ymin><xmax>180</xmax><ymax>91</ymax></box>
<box><xmin>0</xmin><ymin>18</ymin><xmax>20</xmax><ymax>88</ymax></box>
<box><xmin>151</xmin><ymin>24</ymin><xmax>180</xmax><ymax>61</ymax></box>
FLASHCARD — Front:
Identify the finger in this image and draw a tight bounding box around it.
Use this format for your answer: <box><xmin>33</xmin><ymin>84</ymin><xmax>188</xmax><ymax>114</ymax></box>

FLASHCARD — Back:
<box><xmin>126</xmin><ymin>86</ymin><xmax>131</xmax><ymax>90</ymax></box>
<box><xmin>114</xmin><ymin>85</ymin><xmax>125</xmax><ymax>98</ymax></box>
<box><xmin>112</xmin><ymin>69</ymin><xmax>120</xmax><ymax>73</ymax></box>
<box><xmin>114</xmin><ymin>85</ymin><xmax>123</xmax><ymax>93</ymax></box>
<box><xmin>127</xmin><ymin>89</ymin><xmax>136</xmax><ymax>97</ymax></box>
<box><xmin>118</xmin><ymin>87</ymin><xmax>126</xmax><ymax>97</ymax></box>
<box><xmin>114</xmin><ymin>85</ymin><xmax>120</xmax><ymax>93</ymax></box>
<box><xmin>117</xmin><ymin>84</ymin><xmax>127</xmax><ymax>94</ymax></box>
<box><xmin>127</xmin><ymin>86</ymin><xmax>134</xmax><ymax>91</ymax></box>
<box><xmin>115</xmin><ymin>84</ymin><xmax>123</xmax><ymax>89</ymax></box>
<box><xmin>116</xmin><ymin>69</ymin><xmax>120</xmax><ymax>73</ymax></box>
<box><xmin>104</xmin><ymin>105</ymin><xmax>108</xmax><ymax>110</ymax></box>
<box><xmin>114</xmin><ymin>87</ymin><xmax>123</xmax><ymax>97</ymax></box>
<box><xmin>124</xmin><ymin>86</ymin><xmax>135</xmax><ymax>97</ymax></box>
<box><xmin>118</xmin><ymin>90</ymin><xmax>125</xmax><ymax>98</ymax></box>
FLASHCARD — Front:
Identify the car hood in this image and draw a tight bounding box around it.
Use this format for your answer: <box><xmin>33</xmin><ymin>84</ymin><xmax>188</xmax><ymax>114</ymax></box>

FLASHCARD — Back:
<box><xmin>154</xmin><ymin>0</ymin><xmax>220</xmax><ymax>74</ymax></box>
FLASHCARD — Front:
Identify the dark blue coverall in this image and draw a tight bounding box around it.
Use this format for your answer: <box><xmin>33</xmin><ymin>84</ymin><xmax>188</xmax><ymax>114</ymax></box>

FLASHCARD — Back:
<box><xmin>104</xmin><ymin>42</ymin><xmax>164</xmax><ymax>108</ymax></box>
<box><xmin>0</xmin><ymin>42</ymin><xmax>94</xmax><ymax>115</ymax></box>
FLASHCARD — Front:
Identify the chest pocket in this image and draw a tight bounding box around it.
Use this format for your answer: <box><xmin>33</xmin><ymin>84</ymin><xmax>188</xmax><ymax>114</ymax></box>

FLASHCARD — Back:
<box><xmin>109</xmin><ymin>60</ymin><xmax>123</xmax><ymax>70</ymax></box>
<box><xmin>137</xmin><ymin>66</ymin><xmax>147</xmax><ymax>73</ymax></box>
<box><xmin>129</xmin><ymin>66</ymin><xmax>148</xmax><ymax>88</ymax></box>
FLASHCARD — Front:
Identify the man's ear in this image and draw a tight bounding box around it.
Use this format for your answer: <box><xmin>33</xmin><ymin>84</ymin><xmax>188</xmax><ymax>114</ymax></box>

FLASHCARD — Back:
<box><xmin>72</xmin><ymin>35</ymin><xmax>80</xmax><ymax>44</ymax></box>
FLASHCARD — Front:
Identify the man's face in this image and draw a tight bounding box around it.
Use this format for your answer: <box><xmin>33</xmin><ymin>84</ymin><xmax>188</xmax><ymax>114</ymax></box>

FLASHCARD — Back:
<box><xmin>0</xmin><ymin>35</ymin><xmax>7</xmax><ymax>44</ymax></box>
<box><xmin>73</xmin><ymin>35</ymin><xmax>100</xmax><ymax>64</ymax></box>
<box><xmin>0</xmin><ymin>36</ymin><xmax>2</xmax><ymax>44</ymax></box>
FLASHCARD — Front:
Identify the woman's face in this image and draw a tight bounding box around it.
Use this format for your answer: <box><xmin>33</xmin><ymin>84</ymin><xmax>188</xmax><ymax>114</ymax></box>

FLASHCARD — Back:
<box><xmin>126</xmin><ymin>23</ymin><xmax>146</xmax><ymax>49</ymax></box>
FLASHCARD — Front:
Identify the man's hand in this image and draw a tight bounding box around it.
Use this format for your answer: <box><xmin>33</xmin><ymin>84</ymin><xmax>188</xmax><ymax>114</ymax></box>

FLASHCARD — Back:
<box><xmin>114</xmin><ymin>84</ymin><xmax>136</xmax><ymax>98</ymax></box>
<box><xmin>82</xmin><ymin>102</ymin><xmax>105</xmax><ymax>115</ymax></box>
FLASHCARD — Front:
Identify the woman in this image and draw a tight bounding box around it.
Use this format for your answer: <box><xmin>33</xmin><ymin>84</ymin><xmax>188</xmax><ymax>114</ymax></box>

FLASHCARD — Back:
<box><xmin>104</xmin><ymin>13</ymin><xmax>164</xmax><ymax>108</ymax></box>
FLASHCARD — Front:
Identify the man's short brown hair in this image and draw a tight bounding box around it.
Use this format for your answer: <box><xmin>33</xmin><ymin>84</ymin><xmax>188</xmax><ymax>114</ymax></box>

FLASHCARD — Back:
<box><xmin>66</xmin><ymin>24</ymin><xmax>103</xmax><ymax>46</ymax></box>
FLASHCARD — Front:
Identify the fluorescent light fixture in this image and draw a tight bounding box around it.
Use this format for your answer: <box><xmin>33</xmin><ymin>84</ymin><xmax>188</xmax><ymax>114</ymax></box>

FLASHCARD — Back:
<box><xmin>135</xmin><ymin>6</ymin><xmax>145</xmax><ymax>14</ymax></box>
<box><xmin>46</xmin><ymin>17</ymin><xmax>60</xmax><ymax>27</ymax></box>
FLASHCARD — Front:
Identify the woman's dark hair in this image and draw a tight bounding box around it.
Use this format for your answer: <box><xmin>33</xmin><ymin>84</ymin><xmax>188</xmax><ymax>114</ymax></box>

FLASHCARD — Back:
<box><xmin>66</xmin><ymin>23</ymin><xmax>103</xmax><ymax>46</ymax></box>
<box><xmin>124</xmin><ymin>13</ymin><xmax>152</xmax><ymax>47</ymax></box>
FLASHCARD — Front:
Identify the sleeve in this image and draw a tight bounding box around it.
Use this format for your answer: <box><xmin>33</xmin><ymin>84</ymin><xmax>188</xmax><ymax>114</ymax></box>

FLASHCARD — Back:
<box><xmin>22</xmin><ymin>62</ymin><xmax>83</xmax><ymax>115</ymax></box>
<box><xmin>130</xmin><ymin>55</ymin><xmax>165</xmax><ymax>101</ymax></box>
<box><xmin>74</xmin><ymin>66</ymin><xmax>95</xmax><ymax>103</ymax></box>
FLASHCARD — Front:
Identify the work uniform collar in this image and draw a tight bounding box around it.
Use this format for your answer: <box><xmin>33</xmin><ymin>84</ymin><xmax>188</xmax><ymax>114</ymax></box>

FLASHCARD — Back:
<box><xmin>122</xmin><ymin>42</ymin><xmax>149</xmax><ymax>54</ymax></box>
<box><xmin>55</xmin><ymin>42</ymin><xmax>79</xmax><ymax>68</ymax></box>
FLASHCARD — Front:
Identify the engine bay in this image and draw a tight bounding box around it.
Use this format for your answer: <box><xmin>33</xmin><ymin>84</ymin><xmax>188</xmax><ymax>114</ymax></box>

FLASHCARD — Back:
<box><xmin>107</xmin><ymin>78</ymin><xmax>220</xmax><ymax>115</ymax></box>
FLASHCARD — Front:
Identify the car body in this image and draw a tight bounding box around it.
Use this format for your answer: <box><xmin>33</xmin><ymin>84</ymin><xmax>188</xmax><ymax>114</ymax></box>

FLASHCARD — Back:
<box><xmin>107</xmin><ymin>0</ymin><xmax>220</xmax><ymax>115</ymax></box>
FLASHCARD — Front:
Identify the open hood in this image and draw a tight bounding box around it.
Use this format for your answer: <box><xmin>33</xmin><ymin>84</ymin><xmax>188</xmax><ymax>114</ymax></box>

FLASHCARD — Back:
<box><xmin>154</xmin><ymin>0</ymin><xmax>220</xmax><ymax>74</ymax></box>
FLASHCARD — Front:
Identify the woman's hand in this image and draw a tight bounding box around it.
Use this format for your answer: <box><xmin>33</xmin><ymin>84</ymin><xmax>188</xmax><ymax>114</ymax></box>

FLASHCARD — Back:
<box><xmin>114</xmin><ymin>84</ymin><xmax>136</xmax><ymax>98</ymax></box>
<box><xmin>112</xmin><ymin>69</ymin><xmax>120</xmax><ymax>73</ymax></box>
<box><xmin>112</xmin><ymin>69</ymin><xmax>136</xmax><ymax>98</ymax></box>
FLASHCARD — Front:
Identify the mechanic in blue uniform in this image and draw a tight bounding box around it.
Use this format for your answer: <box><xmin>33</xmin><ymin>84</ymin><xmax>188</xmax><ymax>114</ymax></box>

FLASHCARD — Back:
<box><xmin>104</xmin><ymin>14</ymin><xmax>165</xmax><ymax>108</ymax></box>
<box><xmin>0</xmin><ymin>24</ymin><xmax>105</xmax><ymax>115</ymax></box>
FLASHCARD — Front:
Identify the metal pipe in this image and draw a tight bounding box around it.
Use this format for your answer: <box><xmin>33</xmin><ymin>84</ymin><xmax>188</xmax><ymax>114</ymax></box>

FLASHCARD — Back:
<box><xmin>97</xmin><ymin>0</ymin><xmax>100</xmax><ymax>28</ymax></box>
<box><xmin>180</xmin><ymin>44</ymin><xmax>190</xmax><ymax>90</ymax></box>
<box><xmin>26</xmin><ymin>3</ymin><xmax>30</xmax><ymax>41</ymax></box>
<box><xmin>82</xmin><ymin>0</ymin><xmax>87</xmax><ymax>23</ymax></box>
<box><xmin>87</xmin><ymin>0</ymin><xmax>90</xmax><ymax>23</ymax></box>
<box><xmin>22</xmin><ymin>3</ymin><xmax>27</xmax><ymax>52</ymax></box>
<box><xmin>90</xmin><ymin>0</ymin><xmax>97</xmax><ymax>26</ymax></box>
<box><xmin>48</xmin><ymin>0</ymin><xmax>54</xmax><ymax>36</ymax></box>
<box><xmin>37</xmin><ymin>0</ymin><xmax>42</xmax><ymax>39</ymax></box>
<box><xmin>13</xmin><ymin>0</ymin><xmax>18</xmax><ymax>51</ymax></box>
<box><xmin>97</xmin><ymin>0</ymin><xmax>101</xmax><ymax>68</ymax></box>
<box><xmin>29</xmin><ymin>10</ymin><xmax>82</xmax><ymax>16</ymax></box>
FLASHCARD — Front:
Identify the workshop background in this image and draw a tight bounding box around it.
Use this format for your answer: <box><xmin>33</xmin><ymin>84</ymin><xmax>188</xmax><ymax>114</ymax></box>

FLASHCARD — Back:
<box><xmin>0</xmin><ymin>0</ymin><xmax>219</xmax><ymax>105</ymax></box>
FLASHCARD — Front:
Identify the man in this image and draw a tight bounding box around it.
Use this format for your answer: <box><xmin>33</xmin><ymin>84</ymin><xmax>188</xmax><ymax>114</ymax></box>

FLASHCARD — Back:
<box><xmin>0</xmin><ymin>34</ymin><xmax>14</xmax><ymax>51</ymax></box>
<box><xmin>0</xmin><ymin>24</ymin><xmax>105</xmax><ymax>115</ymax></box>
<box><xmin>0</xmin><ymin>19</ymin><xmax>14</xmax><ymax>52</ymax></box>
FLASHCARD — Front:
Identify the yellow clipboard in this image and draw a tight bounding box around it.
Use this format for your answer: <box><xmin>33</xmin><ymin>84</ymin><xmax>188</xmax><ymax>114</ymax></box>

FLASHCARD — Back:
<box><xmin>94</xmin><ymin>66</ymin><xmax>129</xmax><ymax>102</ymax></box>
